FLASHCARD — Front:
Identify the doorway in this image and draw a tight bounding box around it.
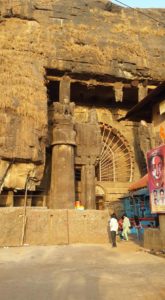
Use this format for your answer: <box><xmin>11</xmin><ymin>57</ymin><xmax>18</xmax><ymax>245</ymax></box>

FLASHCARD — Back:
<box><xmin>95</xmin><ymin>185</ymin><xmax>105</xmax><ymax>210</ymax></box>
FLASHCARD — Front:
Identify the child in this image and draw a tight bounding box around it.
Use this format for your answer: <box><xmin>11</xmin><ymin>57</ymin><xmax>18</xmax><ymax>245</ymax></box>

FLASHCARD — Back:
<box><xmin>118</xmin><ymin>216</ymin><xmax>124</xmax><ymax>240</ymax></box>
<box><xmin>134</xmin><ymin>215</ymin><xmax>142</xmax><ymax>240</ymax></box>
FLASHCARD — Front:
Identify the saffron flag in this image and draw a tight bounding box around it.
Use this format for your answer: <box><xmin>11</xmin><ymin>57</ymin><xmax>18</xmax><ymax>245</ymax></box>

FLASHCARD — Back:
<box><xmin>160</xmin><ymin>126</ymin><xmax>165</xmax><ymax>140</ymax></box>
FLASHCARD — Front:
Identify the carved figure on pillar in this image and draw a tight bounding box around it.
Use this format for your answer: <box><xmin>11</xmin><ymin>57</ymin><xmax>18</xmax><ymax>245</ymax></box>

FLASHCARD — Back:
<box><xmin>53</xmin><ymin>98</ymin><xmax>75</xmax><ymax>122</ymax></box>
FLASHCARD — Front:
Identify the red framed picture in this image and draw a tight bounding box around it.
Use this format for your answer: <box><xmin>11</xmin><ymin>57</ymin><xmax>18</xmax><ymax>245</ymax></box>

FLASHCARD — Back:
<box><xmin>147</xmin><ymin>145</ymin><xmax>165</xmax><ymax>213</ymax></box>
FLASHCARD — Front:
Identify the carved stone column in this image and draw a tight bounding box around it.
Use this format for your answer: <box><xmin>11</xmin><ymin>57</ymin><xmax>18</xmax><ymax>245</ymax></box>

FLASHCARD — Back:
<box><xmin>51</xmin><ymin>143</ymin><xmax>75</xmax><ymax>208</ymax></box>
<box><xmin>49</xmin><ymin>76</ymin><xmax>76</xmax><ymax>209</ymax></box>
<box><xmin>81</xmin><ymin>165</ymin><xmax>86</xmax><ymax>207</ymax></box>
<box><xmin>75</xmin><ymin>109</ymin><xmax>102</xmax><ymax>209</ymax></box>
<box><xmin>6</xmin><ymin>191</ymin><xmax>14</xmax><ymax>207</ymax></box>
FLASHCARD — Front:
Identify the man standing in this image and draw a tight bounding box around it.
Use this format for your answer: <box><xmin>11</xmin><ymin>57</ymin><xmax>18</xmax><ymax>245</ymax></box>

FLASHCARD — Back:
<box><xmin>122</xmin><ymin>214</ymin><xmax>131</xmax><ymax>241</ymax></box>
<box><xmin>109</xmin><ymin>213</ymin><xmax>118</xmax><ymax>247</ymax></box>
<box><xmin>153</xmin><ymin>189</ymin><xmax>159</xmax><ymax>205</ymax></box>
<box><xmin>149</xmin><ymin>154</ymin><xmax>164</xmax><ymax>189</ymax></box>
<box><xmin>160</xmin><ymin>189</ymin><xmax>165</xmax><ymax>204</ymax></box>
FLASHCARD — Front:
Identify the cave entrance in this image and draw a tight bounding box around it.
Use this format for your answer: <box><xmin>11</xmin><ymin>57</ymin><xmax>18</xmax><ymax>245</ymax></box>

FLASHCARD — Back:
<box><xmin>71</xmin><ymin>82</ymin><xmax>116</xmax><ymax>107</ymax></box>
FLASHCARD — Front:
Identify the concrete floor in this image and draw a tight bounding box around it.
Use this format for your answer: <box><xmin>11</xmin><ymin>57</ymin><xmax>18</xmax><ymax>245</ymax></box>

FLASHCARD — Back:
<box><xmin>0</xmin><ymin>240</ymin><xmax>165</xmax><ymax>300</ymax></box>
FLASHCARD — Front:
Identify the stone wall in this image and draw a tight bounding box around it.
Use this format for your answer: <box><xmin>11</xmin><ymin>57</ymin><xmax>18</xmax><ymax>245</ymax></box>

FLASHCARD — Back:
<box><xmin>0</xmin><ymin>208</ymin><xmax>109</xmax><ymax>247</ymax></box>
<box><xmin>144</xmin><ymin>215</ymin><xmax>165</xmax><ymax>250</ymax></box>
<box><xmin>143</xmin><ymin>228</ymin><xmax>165</xmax><ymax>251</ymax></box>
<box><xmin>159</xmin><ymin>215</ymin><xmax>165</xmax><ymax>246</ymax></box>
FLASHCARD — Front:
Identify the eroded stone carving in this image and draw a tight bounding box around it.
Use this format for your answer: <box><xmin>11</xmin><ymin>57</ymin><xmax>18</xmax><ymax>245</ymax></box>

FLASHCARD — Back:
<box><xmin>53</xmin><ymin>99</ymin><xmax>75</xmax><ymax>119</ymax></box>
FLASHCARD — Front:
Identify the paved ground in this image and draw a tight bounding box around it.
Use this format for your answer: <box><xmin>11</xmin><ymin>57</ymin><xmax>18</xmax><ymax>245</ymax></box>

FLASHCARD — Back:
<box><xmin>0</xmin><ymin>239</ymin><xmax>165</xmax><ymax>300</ymax></box>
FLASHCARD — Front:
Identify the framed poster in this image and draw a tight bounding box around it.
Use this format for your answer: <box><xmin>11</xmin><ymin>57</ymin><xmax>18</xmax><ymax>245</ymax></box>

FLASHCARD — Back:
<box><xmin>147</xmin><ymin>144</ymin><xmax>165</xmax><ymax>213</ymax></box>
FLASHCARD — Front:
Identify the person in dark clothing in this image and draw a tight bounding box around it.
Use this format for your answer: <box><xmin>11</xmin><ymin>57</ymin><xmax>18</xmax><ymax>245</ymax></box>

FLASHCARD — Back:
<box><xmin>155</xmin><ymin>214</ymin><xmax>159</xmax><ymax>227</ymax></box>
<box><xmin>133</xmin><ymin>215</ymin><xmax>142</xmax><ymax>240</ymax></box>
<box><xmin>109</xmin><ymin>213</ymin><xmax>118</xmax><ymax>247</ymax></box>
<box><xmin>118</xmin><ymin>216</ymin><xmax>124</xmax><ymax>240</ymax></box>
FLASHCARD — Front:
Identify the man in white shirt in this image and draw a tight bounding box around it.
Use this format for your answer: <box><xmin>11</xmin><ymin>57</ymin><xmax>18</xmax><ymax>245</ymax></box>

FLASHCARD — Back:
<box><xmin>109</xmin><ymin>213</ymin><xmax>118</xmax><ymax>247</ymax></box>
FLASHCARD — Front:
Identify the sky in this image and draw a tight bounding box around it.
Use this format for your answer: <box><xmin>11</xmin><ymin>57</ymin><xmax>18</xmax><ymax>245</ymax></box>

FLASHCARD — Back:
<box><xmin>112</xmin><ymin>0</ymin><xmax>165</xmax><ymax>8</ymax></box>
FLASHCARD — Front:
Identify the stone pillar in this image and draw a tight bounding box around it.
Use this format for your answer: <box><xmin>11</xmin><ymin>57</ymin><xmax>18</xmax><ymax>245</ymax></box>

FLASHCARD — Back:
<box><xmin>50</xmin><ymin>144</ymin><xmax>75</xmax><ymax>208</ymax></box>
<box><xmin>49</xmin><ymin>76</ymin><xmax>76</xmax><ymax>208</ymax></box>
<box><xmin>6</xmin><ymin>191</ymin><xmax>14</xmax><ymax>207</ymax></box>
<box><xmin>113</xmin><ymin>82</ymin><xmax>123</xmax><ymax>102</ymax></box>
<box><xmin>138</xmin><ymin>83</ymin><xmax>148</xmax><ymax>102</ymax></box>
<box><xmin>81</xmin><ymin>165</ymin><xmax>86</xmax><ymax>207</ymax></box>
<box><xmin>75</xmin><ymin>109</ymin><xmax>102</xmax><ymax>209</ymax></box>
<box><xmin>81</xmin><ymin>164</ymin><xmax>96</xmax><ymax>209</ymax></box>
<box><xmin>86</xmin><ymin>164</ymin><xmax>96</xmax><ymax>209</ymax></box>
<box><xmin>59</xmin><ymin>76</ymin><xmax>70</xmax><ymax>102</ymax></box>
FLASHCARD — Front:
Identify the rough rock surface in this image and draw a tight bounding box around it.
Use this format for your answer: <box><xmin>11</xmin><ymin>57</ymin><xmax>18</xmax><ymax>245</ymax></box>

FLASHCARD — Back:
<box><xmin>0</xmin><ymin>0</ymin><xmax>164</xmax><ymax>189</ymax></box>
<box><xmin>0</xmin><ymin>0</ymin><xmax>164</xmax><ymax>80</ymax></box>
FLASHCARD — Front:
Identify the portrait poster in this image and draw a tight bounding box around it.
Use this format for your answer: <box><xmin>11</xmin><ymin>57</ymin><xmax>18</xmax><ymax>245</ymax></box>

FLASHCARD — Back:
<box><xmin>147</xmin><ymin>144</ymin><xmax>165</xmax><ymax>213</ymax></box>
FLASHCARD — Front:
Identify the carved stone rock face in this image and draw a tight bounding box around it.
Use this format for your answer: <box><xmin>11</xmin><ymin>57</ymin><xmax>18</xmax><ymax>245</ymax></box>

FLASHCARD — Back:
<box><xmin>53</xmin><ymin>102</ymin><xmax>75</xmax><ymax>120</ymax></box>
<box><xmin>75</xmin><ymin>110</ymin><xmax>102</xmax><ymax>165</ymax></box>
<box><xmin>0</xmin><ymin>0</ymin><xmax>164</xmax><ymax>194</ymax></box>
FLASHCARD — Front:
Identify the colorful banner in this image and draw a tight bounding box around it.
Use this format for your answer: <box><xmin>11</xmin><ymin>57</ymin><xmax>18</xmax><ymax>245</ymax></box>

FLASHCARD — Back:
<box><xmin>147</xmin><ymin>144</ymin><xmax>165</xmax><ymax>213</ymax></box>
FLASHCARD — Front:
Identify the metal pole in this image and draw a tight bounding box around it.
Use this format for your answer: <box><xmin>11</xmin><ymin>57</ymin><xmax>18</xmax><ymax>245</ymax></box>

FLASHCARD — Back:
<box><xmin>21</xmin><ymin>172</ymin><xmax>31</xmax><ymax>246</ymax></box>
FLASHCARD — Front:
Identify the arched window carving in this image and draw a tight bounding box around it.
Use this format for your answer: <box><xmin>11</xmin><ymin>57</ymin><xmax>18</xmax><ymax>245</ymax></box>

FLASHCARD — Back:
<box><xmin>96</xmin><ymin>123</ymin><xmax>134</xmax><ymax>182</ymax></box>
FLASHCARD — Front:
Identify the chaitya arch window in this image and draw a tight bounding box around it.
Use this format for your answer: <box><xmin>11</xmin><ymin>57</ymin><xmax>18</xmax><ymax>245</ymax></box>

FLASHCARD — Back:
<box><xmin>96</xmin><ymin>123</ymin><xmax>134</xmax><ymax>182</ymax></box>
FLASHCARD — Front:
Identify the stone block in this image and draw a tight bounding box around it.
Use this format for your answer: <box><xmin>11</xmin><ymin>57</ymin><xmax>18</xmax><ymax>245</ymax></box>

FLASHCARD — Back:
<box><xmin>68</xmin><ymin>210</ymin><xmax>109</xmax><ymax>244</ymax></box>
<box><xmin>25</xmin><ymin>208</ymin><xmax>68</xmax><ymax>245</ymax></box>
<box><xmin>159</xmin><ymin>215</ymin><xmax>165</xmax><ymax>248</ymax></box>
<box><xmin>0</xmin><ymin>208</ymin><xmax>23</xmax><ymax>247</ymax></box>
<box><xmin>143</xmin><ymin>228</ymin><xmax>163</xmax><ymax>250</ymax></box>
<box><xmin>159</xmin><ymin>215</ymin><xmax>165</xmax><ymax>235</ymax></box>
